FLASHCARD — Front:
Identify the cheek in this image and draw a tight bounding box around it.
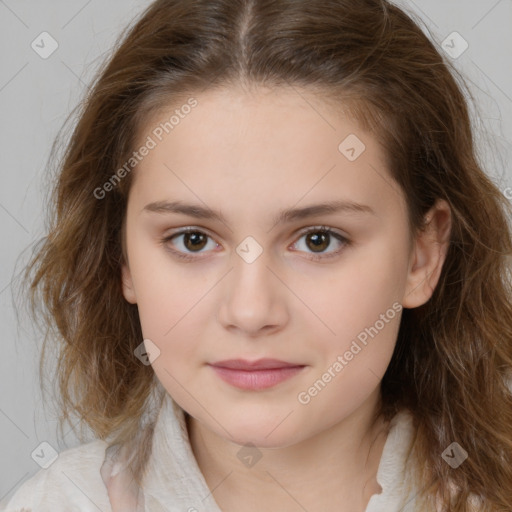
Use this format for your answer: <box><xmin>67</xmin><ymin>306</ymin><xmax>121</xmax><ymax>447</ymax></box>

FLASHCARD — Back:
<box><xmin>126</xmin><ymin>231</ymin><xmax>206</xmax><ymax>337</ymax></box>
<box><xmin>136</xmin><ymin>280</ymin><xmax>207</xmax><ymax>361</ymax></box>
<box><xmin>326</xmin><ymin>238</ymin><xmax>407</xmax><ymax>379</ymax></box>
<box><xmin>297</xmin><ymin>235</ymin><xmax>407</xmax><ymax>351</ymax></box>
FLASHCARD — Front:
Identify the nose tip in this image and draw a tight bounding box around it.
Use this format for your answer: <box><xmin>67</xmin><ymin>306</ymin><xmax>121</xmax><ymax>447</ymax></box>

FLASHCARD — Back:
<box><xmin>216</xmin><ymin>252</ymin><xmax>288</xmax><ymax>337</ymax></box>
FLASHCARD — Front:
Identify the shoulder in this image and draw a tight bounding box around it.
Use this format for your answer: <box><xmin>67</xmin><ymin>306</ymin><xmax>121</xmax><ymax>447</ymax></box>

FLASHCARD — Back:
<box><xmin>0</xmin><ymin>439</ymin><xmax>112</xmax><ymax>512</ymax></box>
<box><xmin>388</xmin><ymin>411</ymin><xmax>485</xmax><ymax>512</ymax></box>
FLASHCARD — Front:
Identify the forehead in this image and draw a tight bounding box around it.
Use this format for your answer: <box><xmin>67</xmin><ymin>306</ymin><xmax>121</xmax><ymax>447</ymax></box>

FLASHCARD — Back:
<box><xmin>128</xmin><ymin>86</ymin><xmax>405</xmax><ymax>223</ymax></box>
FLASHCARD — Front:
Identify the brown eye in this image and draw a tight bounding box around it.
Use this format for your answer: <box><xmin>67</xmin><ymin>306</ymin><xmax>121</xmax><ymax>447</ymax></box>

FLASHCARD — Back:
<box><xmin>161</xmin><ymin>228</ymin><xmax>218</xmax><ymax>260</ymax></box>
<box><xmin>292</xmin><ymin>226</ymin><xmax>349</xmax><ymax>261</ymax></box>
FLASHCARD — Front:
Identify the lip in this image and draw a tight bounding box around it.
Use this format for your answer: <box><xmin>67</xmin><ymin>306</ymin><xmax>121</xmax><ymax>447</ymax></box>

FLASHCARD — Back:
<box><xmin>210</xmin><ymin>358</ymin><xmax>302</xmax><ymax>370</ymax></box>
<box><xmin>208</xmin><ymin>359</ymin><xmax>306</xmax><ymax>390</ymax></box>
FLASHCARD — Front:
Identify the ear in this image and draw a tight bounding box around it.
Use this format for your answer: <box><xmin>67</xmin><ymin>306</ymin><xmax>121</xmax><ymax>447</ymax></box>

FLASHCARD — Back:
<box><xmin>402</xmin><ymin>199</ymin><xmax>452</xmax><ymax>309</ymax></box>
<box><xmin>121</xmin><ymin>263</ymin><xmax>137</xmax><ymax>304</ymax></box>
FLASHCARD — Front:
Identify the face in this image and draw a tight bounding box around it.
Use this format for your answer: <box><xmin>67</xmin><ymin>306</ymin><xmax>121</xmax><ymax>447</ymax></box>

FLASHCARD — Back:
<box><xmin>121</xmin><ymin>85</ymin><xmax>450</xmax><ymax>448</ymax></box>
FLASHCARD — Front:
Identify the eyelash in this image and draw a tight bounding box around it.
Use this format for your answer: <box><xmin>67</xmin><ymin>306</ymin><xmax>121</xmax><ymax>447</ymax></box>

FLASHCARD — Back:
<box><xmin>159</xmin><ymin>226</ymin><xmax>350</xmax><ymax>262</ymax></box>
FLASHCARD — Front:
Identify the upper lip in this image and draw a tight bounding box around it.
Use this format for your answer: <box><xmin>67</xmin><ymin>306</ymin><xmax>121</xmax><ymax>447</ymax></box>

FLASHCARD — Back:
<box><xmin>209</xmin><ymin>358</ymin><xmax>304</xmax><ymax>370</ymax></box>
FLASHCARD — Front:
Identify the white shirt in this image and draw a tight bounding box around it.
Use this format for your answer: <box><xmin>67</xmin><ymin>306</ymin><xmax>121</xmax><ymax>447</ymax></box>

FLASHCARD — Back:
<box><xmin>0</xmin><ymin>391</ymin><xmax>481</xmax><ymax>512</ymax></box>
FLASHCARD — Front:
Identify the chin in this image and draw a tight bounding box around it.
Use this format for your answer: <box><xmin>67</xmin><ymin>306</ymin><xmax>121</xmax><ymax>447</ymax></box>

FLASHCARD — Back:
<box><xmin>228</xmin><ymin>431</ymin><xmax>296</xmax><ymax>449</ymax></box>
<box><xmin>216</xmin><ymin>416</ymin><xmax>303</xmax><ymax>449</ymax></box>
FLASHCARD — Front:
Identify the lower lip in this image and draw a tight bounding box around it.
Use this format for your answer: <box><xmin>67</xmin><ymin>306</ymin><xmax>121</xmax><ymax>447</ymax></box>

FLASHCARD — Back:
<box><xmin>209</xmin><ymin>365</ymin><xmax>305</xmax><ymax>390</ymax></box>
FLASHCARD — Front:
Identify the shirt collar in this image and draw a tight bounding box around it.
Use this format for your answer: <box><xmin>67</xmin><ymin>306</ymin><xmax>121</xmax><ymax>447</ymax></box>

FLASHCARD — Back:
<box><xmin>141</xmin><ymin>392</ymin><xmax>223</xmax><ymax>512</ymax></box>
<box><xmin>115</xmin><ymin>389</ymin><xmax>416</xmax><ymax>512</ymax></box>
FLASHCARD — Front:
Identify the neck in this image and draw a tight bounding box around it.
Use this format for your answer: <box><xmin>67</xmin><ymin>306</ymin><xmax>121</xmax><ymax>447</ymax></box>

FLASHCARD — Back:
<box><xmin>186</xmin><ymin>390</ymin><xmax>390</xmax><ymax>512</ymax></box>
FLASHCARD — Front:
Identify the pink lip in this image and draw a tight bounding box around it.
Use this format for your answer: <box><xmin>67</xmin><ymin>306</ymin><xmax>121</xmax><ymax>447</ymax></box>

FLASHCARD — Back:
<box><xmin>208</xmin><ymin>359</ymin><xmax>306</xmax><ymax>390</ymax></box>
<box><xmin>210</xmin><ymin>358</ymin><xmax>301</xmax><ymax>370</ymax></box>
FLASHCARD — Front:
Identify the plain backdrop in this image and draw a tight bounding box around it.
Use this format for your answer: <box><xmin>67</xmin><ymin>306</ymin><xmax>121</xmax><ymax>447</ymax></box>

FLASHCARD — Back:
<box><xmin>1</xmin><ymin>0</ymin><xmax>511</xmax><ymax>501</ymax></box>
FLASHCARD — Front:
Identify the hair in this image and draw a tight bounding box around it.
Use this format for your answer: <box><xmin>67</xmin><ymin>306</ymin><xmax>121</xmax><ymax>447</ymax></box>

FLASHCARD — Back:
<box><xmin>19</xmin><ymin>0</ymin><xmax>512</xmax><ymax>510</ymax></box>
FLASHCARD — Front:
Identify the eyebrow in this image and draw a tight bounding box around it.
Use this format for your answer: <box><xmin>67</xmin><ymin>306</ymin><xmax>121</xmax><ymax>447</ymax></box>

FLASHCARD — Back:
<box><xmin>142</xmin><ymin>199</ymin><xmax>376</xmax><ymax>225</ymax></box>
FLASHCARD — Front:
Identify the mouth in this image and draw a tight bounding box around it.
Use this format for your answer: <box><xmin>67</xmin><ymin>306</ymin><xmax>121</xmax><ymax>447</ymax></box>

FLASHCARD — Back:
<box><xmin>208</xmin><ymin>358</ymin><xmax>306</xmax><ymax>390</ymax></box>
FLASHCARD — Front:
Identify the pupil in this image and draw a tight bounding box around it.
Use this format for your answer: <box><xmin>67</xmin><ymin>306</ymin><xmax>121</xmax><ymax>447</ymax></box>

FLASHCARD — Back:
<box><xmin>185</xmin><ymin>232</ymin><xmax>207</xmax><ymax>251</ymax></box>
<box><xmin>308</xmin><ymin>232</ymin><xmax>328</xmax><ymax>252</ymax></box>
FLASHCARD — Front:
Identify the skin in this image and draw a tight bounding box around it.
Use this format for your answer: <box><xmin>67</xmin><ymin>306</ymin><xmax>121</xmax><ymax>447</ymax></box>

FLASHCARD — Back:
<box><xmin>121</xmin><ymin>85</ymin><xmax>452</xmax><ymax>511</ymax></box>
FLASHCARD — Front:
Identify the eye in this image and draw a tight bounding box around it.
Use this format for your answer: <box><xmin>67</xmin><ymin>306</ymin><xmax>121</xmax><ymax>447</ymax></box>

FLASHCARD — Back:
<box><xmin>290</xmin><ymin>226</ymin><xmax>350</xmax><ymax>261</ymax></box>
<box><xmin>160</xmin><ymin>227</ymin><xmax>219</xmax><ymax>260</ymax></box>
<box><xmin>160</xmin><ymin>225</ymin><xmax>350</xmax><ymax>261</ymax></box>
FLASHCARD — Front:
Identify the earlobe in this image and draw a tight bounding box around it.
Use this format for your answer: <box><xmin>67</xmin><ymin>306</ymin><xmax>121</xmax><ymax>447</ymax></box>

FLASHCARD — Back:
<box><xmin>121</xmin><ymin>264</ymin><xmax>137</xmax><ymax>304</ymax></box>
<box><xmin>402</xmin><ymin>199</ymin><xmax>452</xmax><ymax>309</ymax></box>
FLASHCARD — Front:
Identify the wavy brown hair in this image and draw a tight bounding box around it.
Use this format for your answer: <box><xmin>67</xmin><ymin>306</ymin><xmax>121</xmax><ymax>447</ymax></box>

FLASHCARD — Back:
<box><xmin>20</xmin><ymin>0</ymin><xmax>512</xmax><ymax>510</ymax></box>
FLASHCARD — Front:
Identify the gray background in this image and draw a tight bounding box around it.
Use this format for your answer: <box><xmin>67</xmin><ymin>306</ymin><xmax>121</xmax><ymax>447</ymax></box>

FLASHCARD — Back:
<box><xmin>1</xmin><ymin>0</ymin><xmax>511</xmax><ymax>501</ymax></box>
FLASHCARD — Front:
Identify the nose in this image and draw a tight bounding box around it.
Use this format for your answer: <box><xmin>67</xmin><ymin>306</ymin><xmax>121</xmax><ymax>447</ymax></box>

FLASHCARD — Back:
<box><xmin>216</xmin><ymin>247</ymin><xmax>289</xmax><ymax>338</ymax></box>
